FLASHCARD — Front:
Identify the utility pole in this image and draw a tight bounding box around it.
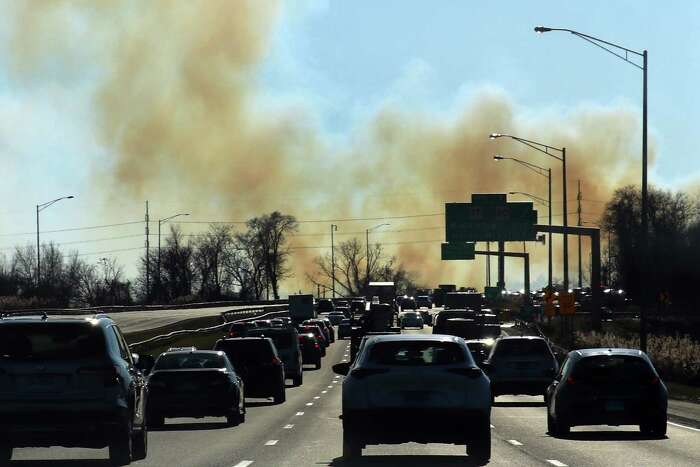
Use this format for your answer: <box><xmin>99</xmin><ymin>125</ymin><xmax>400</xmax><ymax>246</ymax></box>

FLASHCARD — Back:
<box><xmin>331</xmin><ymin>224</ymin><xmax>338</xmax><ymax>298</ymax></box>
<box><xmin>577</xmin><ymin>180</ymin><xmax>583</xmax><ymax>288</ymax></box>
<box><xmin>497</xmin><ymin>240</ymin><xmax>505</xmax><ymax>290</ymax></box>
<box><xmin>145</xmin><ymin>201</ymin><xmax>150</xmax><ymax>303</ymax></box>
<box><xmin>486</xmin><ymin>242</ymin><xmax>491</xmax><ymax>287</ymax></box>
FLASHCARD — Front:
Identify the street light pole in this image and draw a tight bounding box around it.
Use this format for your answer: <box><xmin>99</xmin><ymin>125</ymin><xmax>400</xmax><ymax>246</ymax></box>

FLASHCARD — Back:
<box><xmin>365</xmin><ymin>223</ymin><xmax>390</xmax><ymax>290</ymax></box>
<box><xmin>534</xmin><ymin>25</ymin><xmax>649</xmax><ymax>350</ymax></box>
<box><xmin>562</xmin><ymin>147</ymin><xmax>568</xmax><ymax>289</ymax></box>
<box><xmin>35</xmin><ymin>195</ymin><xmax>74</xmax><ymax>288</ymax></box>
<box><xmin>330</xmin><ymin>224</ymin><xmax>338</xmax><ymax>298</ymax></box>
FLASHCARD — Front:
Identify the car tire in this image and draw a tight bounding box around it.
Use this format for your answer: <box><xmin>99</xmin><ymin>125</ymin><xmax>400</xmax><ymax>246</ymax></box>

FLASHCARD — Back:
<box><xmin>273</xmin><ymin>386</ymin><xmax>286</xmax><ymax>404</ymax></box>
<box><xmin>131</xmin><ymin>428</ymin><xmax>147</xmax><ymax>461</ymax></box>
<box><xmin>109</xmin><ymin>420</ymin><xmax>132</xmax><ymax>466</ymax></box>
<box><xmin>148</xmin><ymin>413</ymin><xmax>165</xmax><ymax>429</ymax></box>
<box><xmin>467</xmin><ymin>424</ymin><xmax>491</xmax><ymax>463</ymax></box>
<box><xmin>293</xmin><ymin>371</ymin><xmax>303</xmax><ymax>386</ymax></box>
<box><xmin>342</xmin><ymin>429</ymin><xmax>362</xmax><ymax>459</ymax></box>
<box><xmin>315</xmin><ymin>358</ymin><xmax>322</xmax><ymax>370</ymax></box>
<box><xmin>226</xmin><ymin>410</ymin><xmax>243</xmax><ymax>426</ymax></box>
<box><xmin>0</xmin><ymin>444</ymin><xmax>12</xmax><ymax>464</ymax></box>
<box><xmin>640</xmin><ymin>416</ymin><xmax>667</xmax><ymax>438</ymax></box>
<box><xmin>548</xmin><ymin>412</ymin><xmax>570</xmax><ymax>437</ymax></box>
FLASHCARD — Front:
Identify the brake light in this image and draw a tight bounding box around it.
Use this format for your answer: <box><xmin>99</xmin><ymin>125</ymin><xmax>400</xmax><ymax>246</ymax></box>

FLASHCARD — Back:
<box><xmin>566</xmin><ymin>376</ymin><xmax>574</xmax><ymax>385</ymax></box>
<box><xmin>271</xmin><ymin>357</ymin><xmax>282</xmax><ymax>366</ymax></box>
<box><xmin>650</xmin><ymin>376</ymin><xmax>659</xmax><ymax>385</ymax></box>
<box><xmin>78</xmin><ymin>366</ymin><xmax>119</xmax><ymax>387</ymax></box>
<box><xmin>314</xmin><ymin>343</ymin><xmax>320</xmax><ymax>349</ymax></box>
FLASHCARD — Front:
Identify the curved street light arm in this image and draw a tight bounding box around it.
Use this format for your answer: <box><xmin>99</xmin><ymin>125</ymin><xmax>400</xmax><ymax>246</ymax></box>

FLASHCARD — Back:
<box><xmin>509</xmin><ymin>191</ymin><xmax>549</xmax><ymax>206</ymax></box>
<box><xmin>38</xmin><ymin>196</ymin><xmax>74</xmax><ymax>212</ymax></box>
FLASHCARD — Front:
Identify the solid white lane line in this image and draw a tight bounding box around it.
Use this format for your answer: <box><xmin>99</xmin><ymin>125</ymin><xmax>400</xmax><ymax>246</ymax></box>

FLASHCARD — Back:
<box><xmin>295</xmin><ymin>412</ymin><xmax>304</xmax><ymax>416</ymax></box>
<box><xmin>668</xmin><ymin>421</ymin><xmax>700</xmax><ymax>432</ymax></box>
<box><xmin>546</xmin><ymin>461</ymin><xmax>568</xmax><ymax>467</ymax></box>
<box><xmin>507</xmin><ymin>439</ymin><xmax>523</xmax><ymax>446</ymax></box>
<box><xmin>265</xmin><ymin>440</ymin><xmax>278</xmax><ymax>446</ymax></box>
<box><xmin>233</xmin><ymin>462</ymin><xmax>254</xmax><ymax>467</ymax></box>
<box><xmin>283</xmin><ymin>424</ymin><xmax>294</xmax><ymax>429</ymax></box>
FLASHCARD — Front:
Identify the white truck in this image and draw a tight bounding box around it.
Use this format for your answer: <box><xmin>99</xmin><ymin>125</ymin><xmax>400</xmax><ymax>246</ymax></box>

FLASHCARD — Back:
<box><xmin>289</xmin><ymin>294</ymin><xmax>316</xmax><ymax>323</ymax></box>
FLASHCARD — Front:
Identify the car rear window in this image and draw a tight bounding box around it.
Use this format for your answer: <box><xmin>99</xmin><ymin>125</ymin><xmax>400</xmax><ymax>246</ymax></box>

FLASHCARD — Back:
<box><xmin>216</xmin><ymin>339</ymin><xmax>275</xmax><ymax>364</ymax></box>
<box><xmin>0</xmin><ymin>323</ymin><xmax>105</xmax><ymax>360</ymax></box>
<box><xmin>367</xmin><ymin>341</ymin><xmax>467</xmax><ymax>366</ymax></box>
<box><xmin>493</xmin><ymin>339</ymin><xmax>551</xmax><ymax>357</ymax></box>
<box><xmin>154</xmin><ymin>352</ymin><xmax>225</xmax><ymax>370</ymax></box>
<box><xmin>247</xmin><ymin>330</ymin><xmax>295</xmax><ymax>350</ymax></box>
<box><xmin>572</xmin><ymin>355</ymin><xmax>655</xmax><ymax>384</ymax></box>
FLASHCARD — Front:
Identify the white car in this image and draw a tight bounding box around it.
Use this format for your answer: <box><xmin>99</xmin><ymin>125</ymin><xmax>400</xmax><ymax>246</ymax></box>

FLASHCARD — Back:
<box><xmin>334</xmin><ymin>334</ymin><xmax>491</xmax><ymax>461</ymax></box>
<box><xmin>398</xmin><ymin>311</ymin><xmax>424</xmax><ymax>329</ymax></box>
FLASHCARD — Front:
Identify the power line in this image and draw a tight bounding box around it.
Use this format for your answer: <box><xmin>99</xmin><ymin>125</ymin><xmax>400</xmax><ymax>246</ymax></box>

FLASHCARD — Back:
<box><xmin>76</xmin><ymin>246</ymin><xmax>146</xmax><ymax>257</ymax></box>
<box><xmin>175</xmin><ymin>212</ymin><xmax>444</xmax><ymax>226</ymax></box>
<box><xmin>0</xmin><ymin>220</ymin><xmax>144</xmax><ymax>237</ymax></box>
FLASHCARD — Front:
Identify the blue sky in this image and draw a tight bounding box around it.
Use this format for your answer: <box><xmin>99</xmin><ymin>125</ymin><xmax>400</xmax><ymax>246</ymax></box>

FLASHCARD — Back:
<box><xmin>1</xmin><ymin>1</ymin><xmax>698</xmax><ymax>289</ymax></box>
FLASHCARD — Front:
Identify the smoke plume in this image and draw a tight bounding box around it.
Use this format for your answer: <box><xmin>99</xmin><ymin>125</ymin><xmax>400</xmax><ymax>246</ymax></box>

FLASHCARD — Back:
<box><xmin>8</xmin><ymin>1</ymin><xmax>648</xmax><ymax>290</ymax></box>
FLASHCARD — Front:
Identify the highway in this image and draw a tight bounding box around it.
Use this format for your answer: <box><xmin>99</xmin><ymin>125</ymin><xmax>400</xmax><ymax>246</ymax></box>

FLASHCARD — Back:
<box><xmin>10</xmin><ymin>322</ymin><xmax>700</xmax><ymax>466</ymax></box>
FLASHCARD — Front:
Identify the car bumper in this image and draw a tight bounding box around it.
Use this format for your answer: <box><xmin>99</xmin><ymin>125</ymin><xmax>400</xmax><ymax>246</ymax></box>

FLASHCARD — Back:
<box><xmin>491</xmin><ymin>379</ymin><xmax>551</xmax><ymax>395</ymax></box>
<box><xmin>560</xmin><ymin>400</ymin><xmax>666</xmax><ymax>427</ymax></box>
<box><xmin>148</xmin><ymin>393</ymin><xmax>236</xmax><ymax>417</ymax></box>
<box><xmin>343</xmin><ymin>408</ymin><xmax>489</xmax><ymax>444</ymax></box>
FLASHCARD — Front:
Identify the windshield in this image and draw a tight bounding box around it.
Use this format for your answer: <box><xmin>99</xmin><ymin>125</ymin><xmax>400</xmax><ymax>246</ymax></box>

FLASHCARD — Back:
<box><xmin>0</xmin><ymin>323</ymin><xmax>105</xmax><ymax>360</ymax></box>
<box><xmin>247</xmin><ymin>330</ymin><xmax>295</xmax><ymax>350</ymax></box>
<box><xmin>572</xmin><ymin>355</ymin><xmax>656</xmax><ymax>384</ymax></box>
<box><xmin>367</xmin><ymin>341</ymin><xmax>467</xmax><ymax>366</ymax></box>
<box><xmin>493</xmin><ymin>339</ymin><xmax>551</xmax><ymax>358</ymax></box>
<box><xmin>216</xmin><ymin>340</ymin><xmax>274</xmax><ymax>364</ymax></box>
<box><xmin>154</xmin><ymin>352</ymin><xmax>226</xmax><ymax>370</ymax></box>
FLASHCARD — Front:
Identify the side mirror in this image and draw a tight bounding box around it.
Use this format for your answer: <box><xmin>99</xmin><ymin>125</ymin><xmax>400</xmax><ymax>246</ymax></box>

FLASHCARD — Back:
<box><xmin>333</xmin><ymin>362</ymin><xmax>350</xmax><ymax>376</ymax></box>
<box><xmin>131</xmin><ymin>353</ymin><xmax>140</xmax><ymax>365</ymax></box>
<box><xmin>136</xmin><ymin>354</ymin><xmax>155</xmax><ymax>375</ymax></box>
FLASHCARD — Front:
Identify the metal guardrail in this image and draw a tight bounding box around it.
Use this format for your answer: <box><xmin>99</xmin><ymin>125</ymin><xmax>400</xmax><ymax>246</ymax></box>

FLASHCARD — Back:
<box><xmin>130</xmin><ymin>307</ymin><xmax>290</xmax><ymax>349</ymax></box>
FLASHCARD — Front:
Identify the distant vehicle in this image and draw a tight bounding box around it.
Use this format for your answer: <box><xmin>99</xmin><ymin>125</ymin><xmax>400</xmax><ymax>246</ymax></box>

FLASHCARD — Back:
<box><xmin>214</xmin><ymin>337</ymin><xmax>286</xmax><ymax>404</ymax></box>
<box><xmin>335</xmin><ymin>334</ymin><xmax>491</xmax><ymax>462</ymax></box>
<box><xmin>253</xmin><ymin>319</ymin><xmax>273</xmax><ymax>328</ymax></box>
<box><xmin>432</xmin><ymin>310</ymin><xmax>476</xmax><ymax>334</ymax></box>
<box><xmin>298</xmin><ymin>332</ymin><xmax>323</xmax><ymax>369</ymax></box>
<box><xmin>318</xmin><ymin>317</ymin><xmax>336</xmax><ymax>342</ymax></box>
<box><xmin>483</xmin><ymin>336</ymin><xmax>558</xmax><ymax>401</ymax></box>
<box><xmin>316</xmin><ymin>298</ymin><xmax>335</xmax><ymax>314</ymax></box>
<box><xmin>361</xmin><ymin>303</ymin><xmax>395</xmax><ymax>332</ymax></box>
<box><xmin>350</xmin><ymin>300</ymin><xmax>366</xmax><ymax>315</ymax></box>
<box><xmin>443</xmin><ymin>317</ymin><xmax>480</xmax><ymax>340</ymax></box>
<box><xmin>371</xmin><ymin>296</ymin><xmax>380</xmax><ymax>304</ymax></box>
<box><xmin>147</xmin><ymin>350</ymin><xmax>245</xmax><ymax>427</ymax></box>
<box><xmin>290</xmin><ymin>294</ymin><xmax>317</xmax><ymax>323</ymax></box>
<box><xmin>367</xmin><ymin>282</ymin><xmax>396</xmax><ymax>308</ymax></box>
<box><xmin>304</xmin><ymin>319</ymin><xmax>333</xmax><ymax>344</ymax></box>
<box><xmin>167</xmin><ymin>346</ymin><xmax>197</xmax><ymax>352</ymax></box>
<box><xmin>399</xmin><ymin>296</ymin><xmax>417</xmax><ymax>310</ymax></box>
<box><xmin>398</xmin><ymin>310</ymin><xmax>424</xmax><ymax>329</ymax></box>
<box><xmin>444</xmin><ymin>292</ymin><xmax>483</xmax><ymax>311</ymax></box>
<box><xmin>247</xmin><ymin>326</ymin><xmax>304</xmax><ymax>386</ymax></box>
<box><xmin>328</xmin><ymin>311</ymin><xmax>346</xmax><ymax>325</ymax></box>
<box><xmin>546</xmin><ymin>348</ymin><xmax>668</xmax><ymax>437</ymax></box>
<box><xmin>0</xmin><ymin>315</ymin><xmax>149</xmax><ymax>465</ymax></box>
<box><xmin>227</xmin><ymin>322</ymin><xmax>250</xmax><ymax>338</ymax></box>
<box><xmin>338</xmin><ymin>319</ymin><xmax>353</xmax><ymax>339</ymax></box>
<box><xmin>299</xmin><ymin>324</ymin><xmax>328</xmax><ymax>355</ymax></box>
<box><xmin>418</xmin><ymin>308</ymin><xmax>433</xmax><ymax>326</ymax></box>
<box><xmin>269</xmin><ymin>318</ymin><xmax>286</xmax><ymax>327</ymax></box>
<box><xmin>416</xmin><ymin>295</ymin><xmax>432</xmax><ymax>309</ymax></box>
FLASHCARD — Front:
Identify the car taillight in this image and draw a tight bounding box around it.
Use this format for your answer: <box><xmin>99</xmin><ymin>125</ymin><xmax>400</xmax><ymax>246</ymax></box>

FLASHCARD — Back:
<box><xmin>78</xmin><ymin>366</ymin><xmax>119</xmax><ymax>387</ymax></box>
<box><xmin>350</xmin><ymin>368</ymin><xmax>388</xmax><ymax>379</ymax></box>
<box><xmin>314</xmin><ymin>343</ymin><xmax>320</xmax><ymax>349</ymax></box>
<box><xmin>566</xmin><ymin>376</ymin><xmax>574</xmax><ymax>385</ymax></box>
<box><xmin>271</xmin><ymin>357</ymin><xmax>282</xmax><ymax>366</ymax></box>
<box><xmin>649</xmin><ymin>376</ymin><xmax>659</xmax><ymax>385</ymax></box>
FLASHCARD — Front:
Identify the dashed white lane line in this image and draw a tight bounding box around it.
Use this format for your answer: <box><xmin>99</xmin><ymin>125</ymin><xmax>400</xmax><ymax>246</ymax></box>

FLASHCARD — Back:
<box><xmin>295</xmin><ymin>412</ymin><xmax>304</xmax><ymax>416</ymax></box>
<box><xmin>321</xmin><ymin>390</ymin><xmax>328</xmax><ymax>394</ymax></box>
<box><xmin>507</xmin><ymin>439</ymin><xmax>523</xmax><ymax>446</ymax></box>
<box><xmin>668</xmin><ymin>421</ymin><xmax>700</xmax><ymax>432</ymax></box>
<box><xmin>283</xmin><ymin>424</ymin><xmax>294</xmax><ymax>429</ymax></box>
<box><xmin>328</xmin><ymin>386</ymin><xmax>334</xmax><ymax>389</ymax></box>
<box><xmin>306</xmin><ymin>402</ymin><xmax>314</xmax><ymax>406</ymax></box>
<box><xmin>233</xmin><ymin>461</ymin><xmax>254</xmax><ymax>467</ymax></box>
<box><xmin>265</xmin><ymin>440</ymin><xmax>279</xmax><ymax>446</ymax></box>
<box><xmin>546</xmin><ymin>460</ymin><xmax>568</xmax><ymax>467</ymax></box>
<box><xmin>490</xmin><ymin>424</ymin><xmax>495</xmax><ymax>429</ymax></box>
<box><xmin>313</xmin><ymin>396</ymin><xmax>320</xmax><ymax>399</ymax></box>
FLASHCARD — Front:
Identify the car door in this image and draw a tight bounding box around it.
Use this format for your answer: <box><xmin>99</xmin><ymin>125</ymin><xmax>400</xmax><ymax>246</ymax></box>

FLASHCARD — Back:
<box><xmin>547</xmin><ymin>356</ymin><xmax>572</xmax><ymax>414</ymax></box>
<box><xmin>111</xmin><ymin>326</ymin><xmax>146</xmax><ymax>429</ymax></box>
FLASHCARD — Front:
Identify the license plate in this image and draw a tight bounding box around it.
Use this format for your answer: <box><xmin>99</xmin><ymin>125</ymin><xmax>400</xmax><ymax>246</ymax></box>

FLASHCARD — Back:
<box><xmin>605</xmin><ymin>400</ymin><xmax>624</xmax><ymax>412</ymax></box>
<box><xmin>24</xmin><ymin>375</ymin><xmax>64</xmax><ymax>391</ymax></box>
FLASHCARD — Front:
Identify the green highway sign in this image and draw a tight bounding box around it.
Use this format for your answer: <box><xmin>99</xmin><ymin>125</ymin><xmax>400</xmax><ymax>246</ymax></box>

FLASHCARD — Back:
<box><xmin>484</xmin><ymin>286</ymin><xmax>502</xmax><ymax>301</ymax></box>
<box><xmin>445</xmin><ymin>193</ymin><xmax>537</xmax><ymax>242</ymax></box>
<box><xmin>441</xmin><ymin>242</ymin><xmax>475</xmax><ymax>260</ymax></box>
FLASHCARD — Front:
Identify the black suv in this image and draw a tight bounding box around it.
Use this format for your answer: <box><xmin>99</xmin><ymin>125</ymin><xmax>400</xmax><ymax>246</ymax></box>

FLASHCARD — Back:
<box><xmin>0</xmin><ymin>314</ymin><xmax>150</xmax><ymax>465</ymax></box>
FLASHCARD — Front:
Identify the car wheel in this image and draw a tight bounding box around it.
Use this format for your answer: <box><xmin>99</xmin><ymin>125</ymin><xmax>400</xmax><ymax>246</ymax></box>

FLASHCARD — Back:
<box><xmin>293</xmin><ymin>371</ymin><xmax>303</xmax><ymax>386</ymax></box>
<box><xmin>109</xmin><ymin>420</ymin><xmax>132</xmax><ymax>466</ymax></box>
<box><xmin>342</xmin><ymin>429</ymin><xmax>362</xmax><ymax>459</ymax></box>
<box><xmin>148</xmin><ymin>413</ymin><xmax>165</xmax><ymax>429</ymax></box>
<box><xmin>549</xmin><ymin>412</ymin><xmax>569</xmax><ymax>437</ymax></box>
<box><xmin>226</xmin><ymin>410</ymin><xmax>243</xmax><ymax>426</ymax></box>
<box><xmin>0</xmin><ymin>444</ymin><xmax>12</xmax><ymax>463</ymax></box>
<box><xmin>131</xmin><ymin>428</ymin><xmax>147</xmax><ymax>461</ymax></box>
<box><xmin>315</xmin><ymin>358</ymin><xmax>322</xmax><ymax>370</ymax></box>
<box><xmin>273</xmin><ymin>386</ymin><xmax>286</xmax><ymax>404</ymax></box>
<box><xmin>467</xmin><ymin>423</ymin><xmax>491</xmax><ymax>463</ymax></box>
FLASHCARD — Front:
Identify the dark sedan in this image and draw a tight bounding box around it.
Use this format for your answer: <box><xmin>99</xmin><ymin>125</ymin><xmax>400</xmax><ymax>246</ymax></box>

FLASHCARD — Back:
<box><xmin>147</xmin><ymin>350</ymin><xmax>245</xmax><ymax>427</ymax></box>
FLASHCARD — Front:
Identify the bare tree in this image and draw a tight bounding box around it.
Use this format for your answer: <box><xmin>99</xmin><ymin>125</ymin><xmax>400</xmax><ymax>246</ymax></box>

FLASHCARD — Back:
<box><xmin>247</xmin><ymin>212</ymin><xmax>298</xmax><ymax>300</ymax></box>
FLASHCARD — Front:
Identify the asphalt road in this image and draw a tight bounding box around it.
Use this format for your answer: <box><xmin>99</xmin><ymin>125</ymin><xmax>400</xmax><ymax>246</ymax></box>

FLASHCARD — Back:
<box><xmin>10</xmin><ymin>321</ymin><xmax>700</xmax><ymax>466</ymax></box>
